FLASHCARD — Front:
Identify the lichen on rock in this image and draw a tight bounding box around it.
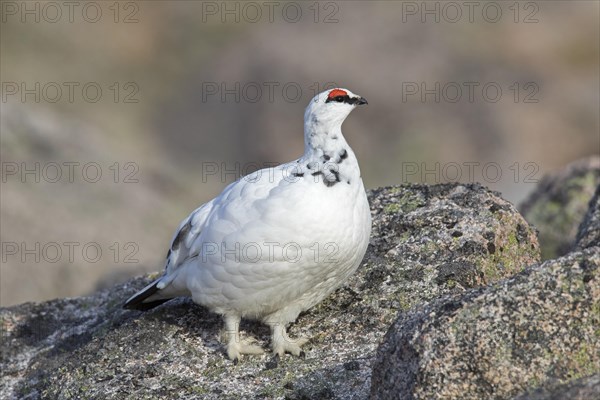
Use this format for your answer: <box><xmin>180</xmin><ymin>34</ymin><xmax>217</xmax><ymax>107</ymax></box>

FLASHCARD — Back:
<box><xmin>575</xmin><ymin>184</ymin><xmax>600</xmax><ymax>251</ymax></box>
<box><xmin>370</xmin><ymin>247</ymin><xmax>600</xmax><ymax>400</ymax></box>
<box><xmin>520</xmin><ymin>156</ymin><xmax>600</xmax><ymax>259</ymax></box>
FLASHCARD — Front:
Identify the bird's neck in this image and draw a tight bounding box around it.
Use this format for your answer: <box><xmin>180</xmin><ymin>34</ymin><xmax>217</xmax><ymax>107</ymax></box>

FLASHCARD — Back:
<box><xmin>303</xmin><ymin>120</ymin><xmax>348</xmax><ymax>157</ymax></box>
<box><xmin>300</xmin><ymin>120</ymin><xmax>361</xmax><ymax>184</ymax></box>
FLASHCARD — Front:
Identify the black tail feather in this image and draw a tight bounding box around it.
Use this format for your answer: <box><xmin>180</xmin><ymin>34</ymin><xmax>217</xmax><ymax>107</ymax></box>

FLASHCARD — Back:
<box><xmin>124</xmin><ymin>298</ymin><xmax>171</xmax><ymax>311</ymax></box>
<box><xmin>123</xmin><ymin>279</ymin><xmax>173</xmax><ymax>311</ymax></box>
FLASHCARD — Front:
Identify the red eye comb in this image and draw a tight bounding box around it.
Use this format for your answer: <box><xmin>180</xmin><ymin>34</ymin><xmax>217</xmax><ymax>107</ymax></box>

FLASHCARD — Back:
<box><xmin>327</xmin><ymin>89</ymin><xmax>348</xmax><ymax>99</ymax></box>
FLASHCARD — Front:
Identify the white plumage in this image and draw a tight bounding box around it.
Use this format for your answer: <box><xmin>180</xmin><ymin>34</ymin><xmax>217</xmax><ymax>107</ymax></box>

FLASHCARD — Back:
<box><xmin>125</xmin><ymin>88</ymin><xmax>371</xmax><ymax>360</ymax></box>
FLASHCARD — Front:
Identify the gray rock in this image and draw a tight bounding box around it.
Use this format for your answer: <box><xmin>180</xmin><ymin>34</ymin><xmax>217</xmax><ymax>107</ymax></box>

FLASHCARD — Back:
<box><xmin>520</xmin><ymin>156</ymin><xmax>600</xmax><ymax>259</ymax></box>
<box><xmin>0</xmin><ymin>183</ymin><xmax>539</xmax><ymax>400</ymax></box>
<box><xmin>512</xmin><ymin>373</ymin><xmax>600</xmax><ymax>400</ymax></box>
<box><xmin>370</xmin><ymin>247</ymin><xmax>600</xmax><ymax>400</ymax></box>
<box><xmin>508</xmin><ymin>182</ymin><xmax>600</xmax><ymax>400</ymax></box>
<box><xmin>575</xmin><ymin>184</ymin><xmax>600</xmax><ymax>251</ymax></box>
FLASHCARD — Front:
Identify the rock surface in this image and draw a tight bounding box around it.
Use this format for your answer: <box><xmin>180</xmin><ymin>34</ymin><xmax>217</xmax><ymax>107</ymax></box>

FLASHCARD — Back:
<box><xmin>512</xmin><ymin>373</ymin><xmax>600</xmax><ymax>400</ymax></box>
<box><xmin>576</xmin><ymin>184</ymin><xmax>600</xmax><ymax>251</ymax></box>
<box><xmin>370</xmin><ymin>246</ymin><xmax>599</xmax><ymax>399</ymax></box>
<box><xmin>0</xmin><ymin>183</ymin><xmax>540</xmax><ymax>400</ymax></box>
<box><xmin>370</xmin><ymin>163</ymin><xmax>600</xmax><ymax>400</ymax></box>
<box><xmin>520</xmin><ymin>156</ymin><xmax>600</xmax><ymax>259</ymax></box>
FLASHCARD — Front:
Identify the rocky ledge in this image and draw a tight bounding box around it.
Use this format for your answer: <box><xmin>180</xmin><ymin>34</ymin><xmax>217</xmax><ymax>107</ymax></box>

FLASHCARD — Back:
<box><xmin>1</xmin><ymin>165</ymin><xmax>598</xmax><ymax>399</ymax></box>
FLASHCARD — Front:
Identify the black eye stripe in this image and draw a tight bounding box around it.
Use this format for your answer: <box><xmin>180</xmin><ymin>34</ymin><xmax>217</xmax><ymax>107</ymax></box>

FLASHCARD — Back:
<box><xmin>326</xmin><ymin>94</ymin><xmax>358</xmax><ymax>104</ymax></box>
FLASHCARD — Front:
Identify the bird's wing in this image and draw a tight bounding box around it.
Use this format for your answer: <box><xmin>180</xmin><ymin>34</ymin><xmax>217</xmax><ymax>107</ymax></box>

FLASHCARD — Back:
<box><xmin>155</xmin><ymin>200</ymin><xmax>215</xmax><ymax>288</ymax></box>
<box><xmin>123</xmin><ymin>200</ymin><xmax>215</xmax><ymax>308</ymax></box>
<box><xmin>159</xmin><ymin>162</ymin><xmax>301</xmax><ymax>290</ymax></box>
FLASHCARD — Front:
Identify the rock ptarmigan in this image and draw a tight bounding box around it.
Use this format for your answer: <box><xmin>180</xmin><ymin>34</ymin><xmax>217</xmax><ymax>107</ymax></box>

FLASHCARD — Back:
<box><xmin>124</xmin><ymin>88</ymin><xmax>371</xmax><ymax>361</ymax></box>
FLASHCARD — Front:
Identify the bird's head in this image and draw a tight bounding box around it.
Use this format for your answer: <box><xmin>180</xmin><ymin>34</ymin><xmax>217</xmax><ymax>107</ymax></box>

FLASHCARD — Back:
<box><xmin>304</xmin><ymin>88</ymin><xmax>368</xmax><ymax>131</ymax></box>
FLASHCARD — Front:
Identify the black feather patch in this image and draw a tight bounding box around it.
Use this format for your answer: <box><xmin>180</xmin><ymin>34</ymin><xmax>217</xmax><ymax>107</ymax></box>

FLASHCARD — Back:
<box><xmin>339</xmin><ymin>149</ymin><xmax>348</xmax><ymax>162</ymax></box>
<box><xmin>171</xmin><ymin>220</ymin><xmax>192</xmax><ymax>251</ymax></box>
<box><xmin>311</xmin><ymin>170</ymin><xmax>340</xmax><ymax>187</ymax></box>
<box><xmin>123</xmin><ymin>279</ymin><xmax>172</xmax><ymax>311</ymax></box>
<box><xmin>329</xmin><ymin>169</ymin><xmax>340</xmax><ymax>182</ymax></box>
<box><xmin>125</xmin><ymin>298</ymin><xmax>171</xmax><ymax>311</ymax></box>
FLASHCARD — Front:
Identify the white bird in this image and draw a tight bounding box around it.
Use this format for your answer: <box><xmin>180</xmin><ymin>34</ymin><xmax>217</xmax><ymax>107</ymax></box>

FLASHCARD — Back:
<box><xmin>124</xmin><ymin>88</ymin><xmax>372</xmax><ymax>361</ymax></box>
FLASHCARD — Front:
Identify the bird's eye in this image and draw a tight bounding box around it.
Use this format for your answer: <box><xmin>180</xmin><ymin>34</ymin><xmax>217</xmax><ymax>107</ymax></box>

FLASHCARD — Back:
<box><xmin>335</xmin><ymin>96</ymin><xmax>345</xmax><ymax>102</ymax></box>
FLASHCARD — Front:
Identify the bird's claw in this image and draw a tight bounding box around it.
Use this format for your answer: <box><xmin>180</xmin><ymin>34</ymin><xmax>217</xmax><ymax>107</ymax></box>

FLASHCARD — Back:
<box><xmin>272</xmin><ymin>337</ymin><xmax>309</xmax><ymax>358</ymax></box>
<box><xmin>226</xmin><ymin>337</ymin><xmax>265</xmax><ymax>361</ymax></box>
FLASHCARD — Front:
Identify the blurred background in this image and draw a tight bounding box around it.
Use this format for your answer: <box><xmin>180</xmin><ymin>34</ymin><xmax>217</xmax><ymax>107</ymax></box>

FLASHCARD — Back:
<box><xmin>1</xmin><ymin>1</ymin><xmax>598</xmax><ymax>306</ymax></box>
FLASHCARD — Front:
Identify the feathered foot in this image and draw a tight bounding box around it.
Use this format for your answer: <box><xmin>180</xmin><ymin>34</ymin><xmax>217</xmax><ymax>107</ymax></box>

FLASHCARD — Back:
<box><xmin>270</xmin><ymin>323</ymin><xmax>308</xmax><ymax>357</ymax></box>
<box><xmin>223</xmin><ymin>315</ymin><xmax>264</xmax><ymax>362</ymax></box>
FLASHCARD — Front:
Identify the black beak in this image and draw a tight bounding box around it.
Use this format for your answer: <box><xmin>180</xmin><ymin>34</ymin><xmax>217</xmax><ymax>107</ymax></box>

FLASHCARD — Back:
<box><xmin>356</xmin><ymin>97</ymin><xmax>368</xmax><ymax>105</ymax></box>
